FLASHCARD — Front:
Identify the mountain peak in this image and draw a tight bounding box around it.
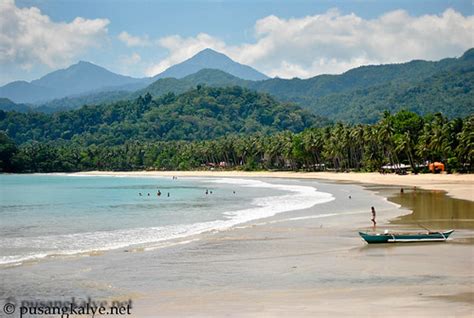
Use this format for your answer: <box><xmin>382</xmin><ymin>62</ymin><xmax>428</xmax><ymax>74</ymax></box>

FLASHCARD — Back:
<box><xmin>198</xmin><ymin>48</ymin><xmax>220</xmax><ymax>54</ymax></box>
<box><xmin>0</xmin><ymin>60</ymin><xmax>146</xmax><ymax>104</ymax></box>
<box><xmin>194</xmin><ymin>48</ymin><xmax>228</xmax><ymax>57</ymax></box>
<box><xmin>76</xmin><ymin>60</ymin><xmax>95</xmax><ymax>66</ymax></box>
<box><xmin>70</xmin><ymin>60</ymin><xmax>103</xmax><ymax>71</ymax></box>
<box><xmin>153</xmin><ymin>48</ymin><xmax>268</xmax><ymax>81</ymax></box>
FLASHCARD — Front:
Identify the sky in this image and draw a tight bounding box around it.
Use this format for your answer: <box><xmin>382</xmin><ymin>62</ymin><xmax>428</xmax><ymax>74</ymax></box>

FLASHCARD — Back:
<box><xmin>1</xmin><ymin>0</ymin><xmax>473</xmax><ymax>85</ymax></box>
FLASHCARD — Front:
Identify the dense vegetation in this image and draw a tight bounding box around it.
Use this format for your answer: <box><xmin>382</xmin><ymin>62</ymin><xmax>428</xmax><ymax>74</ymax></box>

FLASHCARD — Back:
<box><xmin>0</xmin><ymin>87</ymin><xmax>319</xmax><ymax>145</ymax></box>
<box><xmin>0</xmin><ymin>98</ymin><xmax>30</xmax><ymax>112</ymax></box>
<box><xmin>36</xmin><ymin>90</ymin><xmax>131</xmax><ymax>113</ymax></box>
<box><xmin>1</xmin><ymin>110</ymin><xmax>472</xmax><ymax>173</ymax></box>
<box><xmin>25</xmin><ymin>48</ymin><xmax>474</xmax><ymax>123</ymax></box>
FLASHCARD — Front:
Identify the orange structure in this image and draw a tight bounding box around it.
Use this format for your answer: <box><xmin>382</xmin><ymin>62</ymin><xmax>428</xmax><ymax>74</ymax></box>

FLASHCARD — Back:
<box><xmin>429</xmin><ymin>162</ymin><xmax>445</xmax><ymax>173</ymax></box>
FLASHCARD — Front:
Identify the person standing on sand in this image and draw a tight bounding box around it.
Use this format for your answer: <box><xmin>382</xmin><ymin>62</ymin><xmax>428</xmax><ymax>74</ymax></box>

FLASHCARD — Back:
<box><xmin>371</xmin><ymin>206</ymin><xmax>376</xmax><ymax>230</ymax></box>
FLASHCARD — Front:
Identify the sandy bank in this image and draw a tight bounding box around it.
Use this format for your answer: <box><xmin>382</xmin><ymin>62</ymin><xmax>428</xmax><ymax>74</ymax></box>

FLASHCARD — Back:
<box><xmin>78</xmin><ymin>171</ymin><xmax>473</xmax><ymax>202</ymax></box>
<box><xmin>5</xmin><ymin>173</ymin><xmax>471</xmax><ymax>317</ymax></box>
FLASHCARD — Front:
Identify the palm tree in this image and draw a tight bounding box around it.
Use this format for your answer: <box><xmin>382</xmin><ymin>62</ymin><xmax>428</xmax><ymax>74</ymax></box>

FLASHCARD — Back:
<box><xmin>456</xmin><ymin>115</ymin><xmax>474</xmax><ymax>170</ymax></box>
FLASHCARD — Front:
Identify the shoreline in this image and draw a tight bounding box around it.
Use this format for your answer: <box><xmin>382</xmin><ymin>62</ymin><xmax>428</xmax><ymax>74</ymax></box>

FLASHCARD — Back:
<box><xmin>76</xmin><ymin>170</ymin><xmax>474</xmax><ymax>202</ymax></box>
<box><xmin>2</xmin><ymin>174</ymin><xmax>473</xmax><ymax>316</ymax></box>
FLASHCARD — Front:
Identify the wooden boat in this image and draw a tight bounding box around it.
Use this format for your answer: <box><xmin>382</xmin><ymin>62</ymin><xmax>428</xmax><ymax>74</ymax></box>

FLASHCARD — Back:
<box><xmin>359</xmin><ymin>230</ymin><xmax>454</xmax><ymax>244</ymax></box>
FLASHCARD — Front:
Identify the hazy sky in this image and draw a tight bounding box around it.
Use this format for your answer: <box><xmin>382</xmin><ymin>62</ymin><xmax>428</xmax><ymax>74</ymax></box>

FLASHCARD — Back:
<box><xmin>1</xmin><ymin>0</ymin><xmax>473</xmax><ymax>85</ymax></box>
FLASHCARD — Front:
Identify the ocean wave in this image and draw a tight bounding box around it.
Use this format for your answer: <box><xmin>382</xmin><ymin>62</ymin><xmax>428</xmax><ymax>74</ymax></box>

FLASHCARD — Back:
<box><xmin>0</xmin><ymin>178</ymin><xmax>334</xmax><ymax>266</ymax></box>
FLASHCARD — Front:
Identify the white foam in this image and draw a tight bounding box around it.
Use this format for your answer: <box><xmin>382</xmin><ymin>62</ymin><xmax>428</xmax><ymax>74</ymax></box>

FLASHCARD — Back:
<box><xmin>0</xmin><ymin>178</ymin><xmax>334</xmax><ymax>265</ymax></box>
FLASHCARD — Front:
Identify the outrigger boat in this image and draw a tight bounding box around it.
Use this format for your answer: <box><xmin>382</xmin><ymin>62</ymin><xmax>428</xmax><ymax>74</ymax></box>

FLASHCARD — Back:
<box><xmin>359</xmin><ymin>229</ymin><xmax>454</xmax><ymax>244</ymax></box>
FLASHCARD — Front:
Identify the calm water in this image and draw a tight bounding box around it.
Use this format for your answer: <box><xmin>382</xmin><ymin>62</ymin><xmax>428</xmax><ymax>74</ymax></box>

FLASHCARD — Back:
<box><xmin>388</xmin><ymin>187</ymin><xmax>474</xmax><ymax>229</ymax></box>
<box><xmin>0</xmin><ymin>174</ymin><xmax>334</xmax><ymax>265</ymax></box>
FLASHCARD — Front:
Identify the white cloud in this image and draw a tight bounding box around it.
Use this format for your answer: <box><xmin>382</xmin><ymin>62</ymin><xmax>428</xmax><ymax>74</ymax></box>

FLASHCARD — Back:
<box><xmin>119</xmin><ymin>52</ymin><xmax>141</xmax><ymax>66</ymax></box>
<box><xmin>118</xmin><ymin>31</ymin><xmax>151</xmax><ymax>47</ymax></box>
<box><xmin>146</xmin><ymin>8</ymin><xmax>474</xmax><ymax>78</ymax></box>
<box><xmin>0</xmin><ymin>0</ymin><xmax>109</xmax><ymax>70</ymax></box>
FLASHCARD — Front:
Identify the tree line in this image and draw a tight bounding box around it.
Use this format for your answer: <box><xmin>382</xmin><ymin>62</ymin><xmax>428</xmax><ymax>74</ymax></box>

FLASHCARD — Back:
<box><xmin>1</xmin><ymin>110</ymin><xmax>472</xmax><ymax>173</ymax></box>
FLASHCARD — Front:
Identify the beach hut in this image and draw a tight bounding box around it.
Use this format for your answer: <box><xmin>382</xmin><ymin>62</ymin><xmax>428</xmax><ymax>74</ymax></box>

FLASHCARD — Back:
<box><xmin>429</xmin><ymin>162</ymin><xmax>445</xmax><ymax>173</ymax></box>
<box><xmin>381</xmin><ymin>163</ymin><xmax>410</xmax><ymax>174</ymax></box>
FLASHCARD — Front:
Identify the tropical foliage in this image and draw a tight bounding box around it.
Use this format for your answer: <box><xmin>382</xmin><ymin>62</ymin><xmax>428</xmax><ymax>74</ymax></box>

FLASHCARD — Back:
<box><xmin>1</xmin><ymin>110</ymin><xmax>472</xmax><ymax>173</ymax></box>
<box><xmin>0</xmin><ymin>87</ymin><xmax>320</xmax><ymax>145</ymax></box>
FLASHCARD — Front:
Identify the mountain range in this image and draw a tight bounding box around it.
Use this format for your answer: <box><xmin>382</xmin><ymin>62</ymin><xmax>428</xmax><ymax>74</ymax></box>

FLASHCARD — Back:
<box><xmin>0</xmin><ymin>61</ymin><xmax>150</xmax><ymax>104</ymax></box>
<box><xmin>1</xmin><ymin>48</ymin><xmax>473</xmax><ymax>123</ymax></box>
<box><xmin>0</xmin><ymin>49</ymin><xmax>268</xmax><ymax>104</ymax></box>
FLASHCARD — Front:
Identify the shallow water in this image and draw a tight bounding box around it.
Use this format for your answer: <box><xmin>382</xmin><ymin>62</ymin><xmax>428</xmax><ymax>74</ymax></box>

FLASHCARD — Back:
<box><xmin>0</xmin><ymin>174</ymin><xmax>334</xmax><ymax>266</ymax></box>
<box><xmin>385</xmin><ymin>187</ymin><xmax>474</xmax><ymax>230</ymax></box>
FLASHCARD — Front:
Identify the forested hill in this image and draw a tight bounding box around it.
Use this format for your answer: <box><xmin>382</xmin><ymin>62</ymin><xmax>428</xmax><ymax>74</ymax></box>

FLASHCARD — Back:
<box><xmin>32</xmin><ymin>49</ymin><xmax>474</xmax><ymax>123</ymax></box>
<box><xmin>140</xmin><ymin>48</ymin><xmax>474</xmax><ymax>123</ymax></box>
<box><xmin>309</xmin><ymin>64</ymin><xmax>474</xmax><ymax>123</ymax></box>
<box><xmin>0</xmin><ymin>86</ymin><xmax>321</xmax><ymax>146</ymax></box>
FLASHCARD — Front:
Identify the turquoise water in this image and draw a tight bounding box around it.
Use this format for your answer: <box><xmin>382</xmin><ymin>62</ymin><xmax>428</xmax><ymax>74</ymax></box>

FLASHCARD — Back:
<box><xmin>0</xmin><ymin>174</ymin><xmax>334</xmax><ymax>265</ymax></box>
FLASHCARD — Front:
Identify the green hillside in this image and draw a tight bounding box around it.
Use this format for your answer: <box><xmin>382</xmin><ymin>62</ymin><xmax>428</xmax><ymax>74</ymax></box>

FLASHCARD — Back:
<box><xmin>1</xmin><ymin>86</ymin><xmax>321</xmax><ymax>146</ymax></box>
<box><xmin>31</xmin><ymin>49</ymin><xmax>474</xmax><ymax>123</ymax></box>
<box><xmin>133</xmin><ymin>48</ymin><xmax>474</xmax><ymax>123</ymax></box>
<box><xmin>309</xmin><ymin>66</ymin><xmax>474</xmax><ymax>123</ymax></box>
<box><xmin>0</xmin><ymin>98</ymin><xmax>30</xmax><ymax>112</ymax></box>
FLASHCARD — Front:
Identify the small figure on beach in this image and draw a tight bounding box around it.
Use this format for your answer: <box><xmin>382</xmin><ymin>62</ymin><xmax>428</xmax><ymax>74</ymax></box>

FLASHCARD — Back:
<box><xmin>205</xmin><ymin>189</ymin><xmax>209</xmax><ymax>195</ymax></box>
<box><xmin>147</xmin><ymin>193</ymin><xmax>150</xmax><ymax>196</ymax></box>
<box><xmin>400</xmin><ymin>188</ymin><xmax>404</xmax><ymax>193</ymax></box>
<box><xmin>157</xmin><ymin>190</ymin><xmax>161</xmax><ymax>196</ymax></box>
<box><xmin>371</xmin><ymin>206</ymin><xmax>377</xmax><ymax>229</ymax></box>
<box><xmin>167</xmin><ymin>192</ymin><xmax>170</xmax><ymax>197</ymax></box>
<box><xmin>210</xmin><ymin>190</ymin><xmax>213</xmax><ymax>194</ymax></box>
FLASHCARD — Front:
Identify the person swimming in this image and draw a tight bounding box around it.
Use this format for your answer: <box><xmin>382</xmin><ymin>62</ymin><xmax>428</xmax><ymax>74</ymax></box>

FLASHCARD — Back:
<box><xmin>157</xmin><ymin>190</ymin><xmax>161</xmax><ymax>196</ymax></box>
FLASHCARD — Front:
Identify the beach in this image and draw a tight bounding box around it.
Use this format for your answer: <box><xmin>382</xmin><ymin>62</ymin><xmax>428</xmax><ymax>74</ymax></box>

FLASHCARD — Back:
<box><xmin>80</xmin><ymin>170</ymin><xmax>474</xmax><ymax>201</ymax></box>
<box><xmin>1</xmin><ymin>173</ymin><xmax>473</xmax><ymax>317</ymax></box>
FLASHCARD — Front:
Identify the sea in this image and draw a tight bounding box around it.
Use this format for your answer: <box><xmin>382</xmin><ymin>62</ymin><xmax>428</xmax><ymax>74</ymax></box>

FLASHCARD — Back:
<box><xmin>0</xmin><ymin>174</ymin><xmax>335</xmax><ymax>266</ymax></box>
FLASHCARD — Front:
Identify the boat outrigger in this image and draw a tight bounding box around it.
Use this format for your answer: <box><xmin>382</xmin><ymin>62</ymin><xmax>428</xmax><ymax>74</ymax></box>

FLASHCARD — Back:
<box><xmin>359</xmin><ymin>230</ymin><xmax>454</xmax><ymax>244</ymax></box>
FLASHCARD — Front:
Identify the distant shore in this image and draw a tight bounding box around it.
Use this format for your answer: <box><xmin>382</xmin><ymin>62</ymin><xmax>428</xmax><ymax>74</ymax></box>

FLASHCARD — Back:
<box><xmin>77</xmin><ymin>170</ymin><xmax>474</xmax><ymax>202</ymax></box>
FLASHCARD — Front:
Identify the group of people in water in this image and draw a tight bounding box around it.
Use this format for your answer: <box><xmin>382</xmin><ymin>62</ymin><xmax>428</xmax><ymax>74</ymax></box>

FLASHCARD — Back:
<box><xmin>139</xmin><ymin>188</ymin><xmax>235</xmax><ymax>197</ymax></box>
<box><xmin>137</xmin><ymin>176</ymin><xmax>238</xmax><ymax>198</ymax></box>
<box><xmin>138</xmin><ymin>191</ymin><xmax>170</xmax><ymax>197</ymax></box>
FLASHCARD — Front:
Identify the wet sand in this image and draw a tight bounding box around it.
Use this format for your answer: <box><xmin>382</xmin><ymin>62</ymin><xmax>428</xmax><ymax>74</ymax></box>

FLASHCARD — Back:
<box><xmin>2</xmin><ymin>177</ymin><xmax>473</xmax><ymax>317</ymax></box>
<box><xmin>131</xmin><ymin>184</ymin><xmax>474</xmax><ymax>317</ymax></box>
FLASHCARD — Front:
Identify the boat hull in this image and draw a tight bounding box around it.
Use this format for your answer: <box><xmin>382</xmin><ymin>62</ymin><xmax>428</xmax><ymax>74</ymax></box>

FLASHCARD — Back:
<box><xmin>359</xmin><ymin>230</ymin><xmax>454</xmax><ymax>244</ymax></box>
